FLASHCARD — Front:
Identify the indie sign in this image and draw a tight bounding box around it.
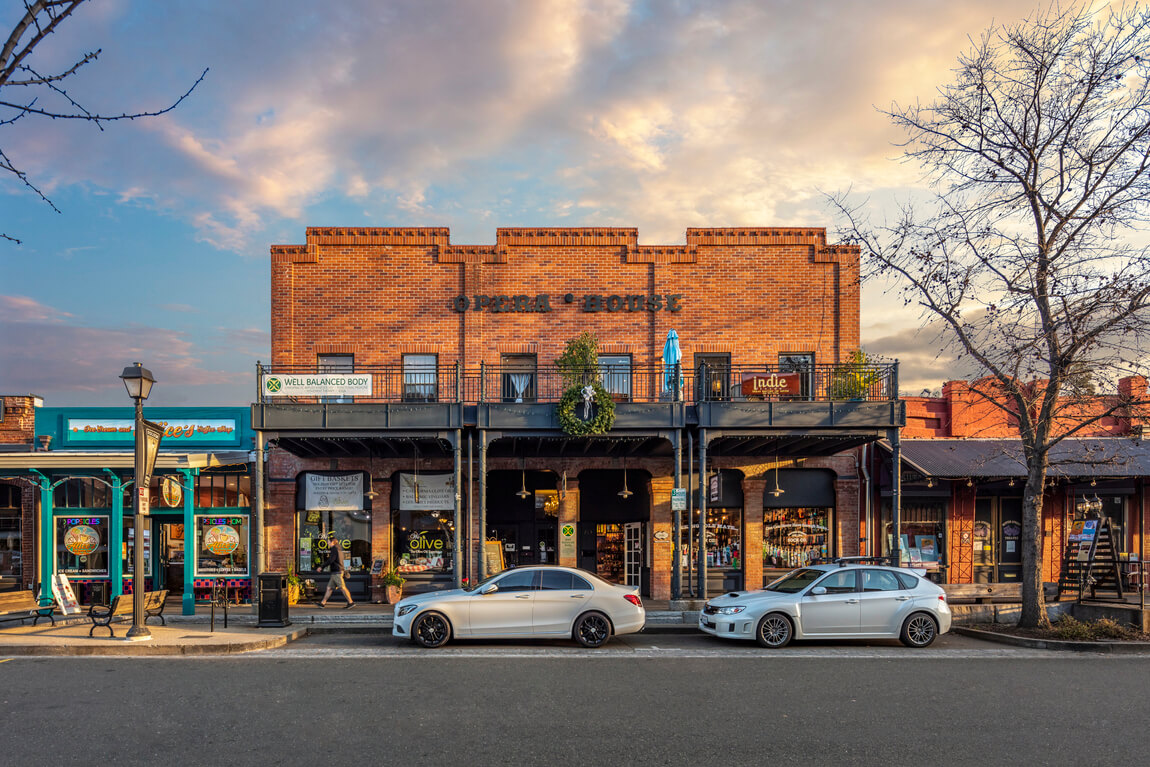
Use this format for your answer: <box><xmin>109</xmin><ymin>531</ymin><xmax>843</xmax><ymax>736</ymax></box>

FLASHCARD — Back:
<box><xmin>741</xmin><ymin>372</ymin><xmax>802</xmax><ymax>397</ymax></box>
<box><xmin>451</xmin><ymin>293</ymin><xmax>683</xmax><ymax>313</ymax></box>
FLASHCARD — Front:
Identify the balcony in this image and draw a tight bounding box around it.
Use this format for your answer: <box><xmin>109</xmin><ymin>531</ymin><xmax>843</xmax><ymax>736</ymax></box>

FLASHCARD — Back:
<box><xmin>252</xmin><ymin>361</ymin><xmax>903</xmax><ymax>435</ymax></box>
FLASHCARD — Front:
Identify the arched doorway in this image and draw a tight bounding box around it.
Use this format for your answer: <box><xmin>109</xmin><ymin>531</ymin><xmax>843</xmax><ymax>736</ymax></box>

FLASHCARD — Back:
<box><xmin>577</xmin><ymin>469</ymin><xmax>651</xmax><ymax>593</ymax></box>
<box><xmin>762</xmin><ymin>468</ymin><xmax>837</xmax><ymax>586</ymax></box>
<box><xmin>484</xmin><ymin>470</ymin><xmax>560</xmax><ymax>569</ymax></box>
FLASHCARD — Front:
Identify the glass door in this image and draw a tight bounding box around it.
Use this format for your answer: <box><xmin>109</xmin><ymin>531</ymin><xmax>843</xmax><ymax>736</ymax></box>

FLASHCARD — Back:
<box><xmin>972</xmin><ymin>498</ymin><xmax>995</xmax><ymax>583</ymax></box>
<box><xmin>157</xmin><ymin>520</ymin><xmax>184</xmax><ymax>595</ymax></box>
<box><xmin>624</xmin><ymin>522</ymin><xmax>642</xmax><ymax>587</ymax></box>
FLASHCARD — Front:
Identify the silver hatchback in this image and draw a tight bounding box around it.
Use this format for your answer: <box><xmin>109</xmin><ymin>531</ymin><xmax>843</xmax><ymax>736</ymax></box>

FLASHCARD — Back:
<box><xmin>699</xmin><ymin>559</ymin><xmax>952</xmax><ymax>648</ymax></box>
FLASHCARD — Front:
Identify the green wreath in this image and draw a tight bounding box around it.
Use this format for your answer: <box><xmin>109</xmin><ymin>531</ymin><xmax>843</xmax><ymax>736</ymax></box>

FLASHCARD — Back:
<box><xmin>557</xmin><ymin>381</ymin><xmax>616</xmax><ymax>436</ymax></box>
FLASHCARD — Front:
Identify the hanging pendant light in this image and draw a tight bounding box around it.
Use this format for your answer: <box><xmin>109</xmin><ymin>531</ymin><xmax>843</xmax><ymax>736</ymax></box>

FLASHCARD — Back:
<box><xmin>412</xmin><ymin>439</ymin><xmax>420</xmax><ymax>503</ymax></box>
<box><xmin>517</xmin><ymin>461</ymin><xmax>531</xmax><ymax>500</ymax></box>
<box><xmin>618</xmin><ymin>457</ymin><xmax>633</xmax><ymax>499</ymax></box>
<box><xmin>768</xmin><ymin>443</ymin><xmax>785</xmax><ymax>498</ymax></box>
<box><xmin>365</xmin><ymin>451</ymin><xmax>378</xmax><ymax>499</ymax></box>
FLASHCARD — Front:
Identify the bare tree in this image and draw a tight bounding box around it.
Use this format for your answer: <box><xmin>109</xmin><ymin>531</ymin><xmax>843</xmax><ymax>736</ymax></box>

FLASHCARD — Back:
<box><xmin>1</xmin><ymin>0</ymin><xmax>206</xmax><ymax>243</ymax></box>
<box><xmin>831</xmin><ymin>3</ymin><xmax>1150</xmax><ymax>627</ymax></box>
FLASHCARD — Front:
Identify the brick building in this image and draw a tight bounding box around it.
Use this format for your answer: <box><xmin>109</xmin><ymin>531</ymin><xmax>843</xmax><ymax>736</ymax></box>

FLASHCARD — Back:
<box><xmin>256</xmin><ymin>226</ymin><xmax>904</xmax><ymax>602</ymax></box>
<box><xmin>879</xmin><ymin>377</ymin><xmax>1149</xmax><ymax>588</ymax></box>
<box><xmin>0</xmin><ymin>395</ymin><xmax>41</xmax><ymax>591</ymax></box>
<box><xmin>0</xmin><ymin>403</ymin><xmax>255</xmax><ymax>615</ymax></box>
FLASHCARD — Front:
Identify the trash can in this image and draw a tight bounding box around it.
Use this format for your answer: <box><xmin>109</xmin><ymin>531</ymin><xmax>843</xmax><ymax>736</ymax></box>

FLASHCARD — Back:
<box><xmin>87</xmin><ymin>581</ymin><xmax>109</xmax><ymax>607</ymax></box>
<box><xmin>257</xmin><ymin>573</ymin><xmax>291</xmax><ymax>627</ymax></box>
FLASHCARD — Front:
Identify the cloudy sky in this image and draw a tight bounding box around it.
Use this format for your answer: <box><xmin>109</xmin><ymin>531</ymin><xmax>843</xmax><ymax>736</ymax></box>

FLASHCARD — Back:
<box><xmin>0</xmin><ymin>0</ymin><xmax>1050</xmax><ymax>405</ymax></box>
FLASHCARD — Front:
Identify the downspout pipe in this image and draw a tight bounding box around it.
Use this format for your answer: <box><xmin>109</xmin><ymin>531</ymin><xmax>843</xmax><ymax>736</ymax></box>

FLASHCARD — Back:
<box><xmin>453</xmin><ymin>429</ymin><xmax>462</xmax><ymax>590</ymax></box>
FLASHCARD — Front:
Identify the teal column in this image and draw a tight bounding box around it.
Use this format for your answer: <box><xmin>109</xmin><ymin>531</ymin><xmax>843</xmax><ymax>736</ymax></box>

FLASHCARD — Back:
<box><xmin>182</xmin><ymin>469</ymin><xmax>196</xmax><ymax>615</ymax></box>
<box><xmin>38</xmin><ymin>477</ymin><xmax>52</xmax><ymax>602</ymax></box>
<box><xmin>109</xmin><ymin>475</ymin><xmax>124</xmax><ymax>597</ymax></box>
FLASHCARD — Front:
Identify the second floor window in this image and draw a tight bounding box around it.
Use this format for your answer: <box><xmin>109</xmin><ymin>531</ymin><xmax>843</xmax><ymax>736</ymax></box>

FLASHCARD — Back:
<box><xmin>317</xmin><ymin>354</ymin><xmax>354</xmax><ymax>403</ymax></box>
<box><xmin>695</xmin><ymin>353</ymin><xmax>730</xmax><ymax>401</ymax></box>
<box><xmin>501</xmin><ymin>354</ymin><xmax>537</xmax><ymax>402</ymax></box>
<box><xmin>778</xmin><ymin>353</ymin><xmax>814</xmax><ymax>399</ymax></box>
<box><xmin>598</xmin><ymin>355</ymin><xmax>632</xmax><ymax>401</ymax></box>
<box><xmin>403</xmin><ymin>354</ymin><xmax>438</xmax><ymax>402</ymax></box>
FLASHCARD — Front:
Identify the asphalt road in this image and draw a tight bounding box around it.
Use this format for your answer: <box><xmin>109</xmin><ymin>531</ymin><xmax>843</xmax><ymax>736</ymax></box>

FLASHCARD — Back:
<box><xmin>3</xmin><ymin>633</ymin><xmax>1147</xmax><ymax>766</ymax></box>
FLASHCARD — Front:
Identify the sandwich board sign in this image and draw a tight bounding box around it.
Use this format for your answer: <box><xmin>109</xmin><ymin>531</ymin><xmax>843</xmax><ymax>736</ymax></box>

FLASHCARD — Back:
<box><xmin>51</xmin><ymin>573</ymin><xmax>81</xmax><ymax>615</ymax></box>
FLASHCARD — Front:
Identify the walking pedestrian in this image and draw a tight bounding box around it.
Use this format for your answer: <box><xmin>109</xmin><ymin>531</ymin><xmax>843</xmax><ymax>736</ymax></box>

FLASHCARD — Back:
<box><xmin>318</xmin><ymin>533</ymin><xmax>354</xmax><ymax>608</ymax></box>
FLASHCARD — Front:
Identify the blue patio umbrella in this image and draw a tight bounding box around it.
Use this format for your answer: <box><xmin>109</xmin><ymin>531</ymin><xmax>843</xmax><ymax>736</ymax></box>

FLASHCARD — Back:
<box><xmin>662</xmin><ymin>329</ymin><xmax>682</xmax><ymax>393</ymax></box>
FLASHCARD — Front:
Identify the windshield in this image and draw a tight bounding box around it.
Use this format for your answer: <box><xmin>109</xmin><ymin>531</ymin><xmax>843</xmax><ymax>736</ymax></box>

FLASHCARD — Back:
<box><xmin>464</xmin><ymin>571</ymin><xmax>506</xmax><ymax>592</ymax></box>
<box><xmin>764</xmin><ymin>568</ymin><xmax>825</xmax><ymax>593</ymax></box>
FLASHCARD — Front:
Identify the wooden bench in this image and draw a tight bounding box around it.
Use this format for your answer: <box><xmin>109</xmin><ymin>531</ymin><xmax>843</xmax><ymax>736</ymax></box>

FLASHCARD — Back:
<box><xmin>0</xmin><ymin>591</ymin><xmax>56</xmax><ymax>627</ymax></box>
<box><xmin>942</xmin><ymin>582</ymin><xmax>1059</xmax><ymax>604</ymax></box>
<box><xmin>88</xmin><ymin>590</ymin><xmax>168</xmax><ymax>637</ymax></box>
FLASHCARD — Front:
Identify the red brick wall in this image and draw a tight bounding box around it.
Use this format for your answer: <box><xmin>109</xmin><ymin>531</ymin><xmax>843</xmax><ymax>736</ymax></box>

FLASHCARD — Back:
<box><xmin>271</xmin><ymin>227</ymin><xmax>859</xmax><ymax>370</ymax></box>
<box><xmin>904</xmin><ymin>376</ymin><xmax>1148</xmax><ymax>438</ymax></box>
<box><xmin>0</xmin><ymin>396</ymin><xmax>37</xmax><ymax>446</ymax></box>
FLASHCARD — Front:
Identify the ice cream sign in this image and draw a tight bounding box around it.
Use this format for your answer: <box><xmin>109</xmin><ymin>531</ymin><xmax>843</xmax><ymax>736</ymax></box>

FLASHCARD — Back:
<box><xmin>204</xmin><ymin>525</ymin><xmax>240</xmax><ymax>555</ymax></box>
<box><xmin>66</xmin><ymin>418</ymin><xmax>238</xmax><ymax>445</ymax></box>
<box><xmin>64</xmin><ymin>525</ymin><xmax>100</xmax><ymax>556</ymax></box>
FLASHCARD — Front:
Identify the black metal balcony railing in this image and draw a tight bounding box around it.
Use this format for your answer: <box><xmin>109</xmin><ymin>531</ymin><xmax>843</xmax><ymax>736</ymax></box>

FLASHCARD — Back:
<box><xmin>257</xmin><ymin>362</ymin><xmax>898</xmax><ymax>405</ymax></box>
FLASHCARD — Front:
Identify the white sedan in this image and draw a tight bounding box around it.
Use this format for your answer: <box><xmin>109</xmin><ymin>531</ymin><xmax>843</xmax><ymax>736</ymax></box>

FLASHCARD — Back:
<box><xmin>393</xmin><ymin>565</ymin><xmax>646</xmax><ymax>648</ymax></box>
<box><xmin>699</xmin><ymin>560</ymin><xmax>952</xmax><ymax>648</ymax></box>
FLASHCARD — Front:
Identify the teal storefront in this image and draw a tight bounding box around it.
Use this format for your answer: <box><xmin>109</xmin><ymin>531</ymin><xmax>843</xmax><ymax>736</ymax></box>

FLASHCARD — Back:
<box><xmin>9</xmin><ymin>407</ymin><xmax>254</xmax><ymax>616</ymax></box>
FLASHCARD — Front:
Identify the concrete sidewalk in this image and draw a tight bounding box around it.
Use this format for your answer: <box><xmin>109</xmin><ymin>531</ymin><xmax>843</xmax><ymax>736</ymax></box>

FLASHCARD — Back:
<box><xmin>0</xmin><ymin>620</ymin><xmax>306</xmax><ymax>656</ymax></box>
<box><xmin>0</xmin><ymin>600</ymin><xmax>701</xmax><ymax>655</ymax></box>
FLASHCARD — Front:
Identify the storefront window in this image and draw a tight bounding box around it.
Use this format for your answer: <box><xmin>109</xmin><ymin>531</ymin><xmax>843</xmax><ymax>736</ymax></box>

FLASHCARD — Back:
<box><xmin>0</xmin><ymin>485</ymin><xmax>20</xmax><ymax>584</ymax></box>
<box><xmin>595</xmin><ymin>524</ymin><xmax>625</xmax><ymax>583</ymax></box>
<box><xmin>192</xmin><ymin>473</ymin><xmax>251</xmax><ymax>508</ymax></box>
<box><xmin>195</xmin><ymin>515</ymin><xmax>249</xmax><ymax>576</ymax></box>
<box><xmin>122</xmin><ymin>518</ymin><xmax>152</xmax><ymax>576</ymax></box>
<box><xmin>53</xmin><ymin>478</ymin><xmax>113</xmax><ymax>509</ymax></box>
<box><xmin>881</xmin><ymin>501</ymin><xmax>946</xmax><ymax>578</ymax></box>
<box><xmin>763</xmin><ymin>507</ymin><xmax>831</xmax><ymax>569</ymax></box>
<box><xmin>57</xmin><ymin>516</ymin><xmax>110</xmax><ymax>576</ymax></box>
<box><xmin>298</xmin><ymin>510</ymin><xmax>372</xmax><ymax>574</ymax></box>
<box><xmin>391</xmin><ymin>509</ymin><xmax>453</xmax><ymax>575</ymax></box>
<box><xmin>705</xmin><ymin>508</ymin><xmax>742</xmax><ymax>570</ymax></box>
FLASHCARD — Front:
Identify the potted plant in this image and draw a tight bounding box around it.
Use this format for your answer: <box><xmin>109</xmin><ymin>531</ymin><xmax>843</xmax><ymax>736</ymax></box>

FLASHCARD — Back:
<box><xmin>828</xmin><ymin>349</ymin><xmax>884</xmax><ymax>400</ymax></box>
<box><xmin>286</xmin><ymin>565</ymin><xmax>302</xmax><ymax>606</ymax></box>
<box><xmin>382</xmin><ymin>568</ymin><xmax>406</xmax><ymax>604</ymax></box>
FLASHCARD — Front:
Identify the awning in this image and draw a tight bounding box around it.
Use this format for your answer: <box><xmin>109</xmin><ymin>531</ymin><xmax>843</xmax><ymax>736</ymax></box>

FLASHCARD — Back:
<box><xmin>881</xmin><ymin>438</ymin><xmax>1150</xmax><ymax>479</ymax></box>
<box><xmin>0</xmin><ymin>450</ymin><xmax>253</xmax><ymax>472</ymax></box>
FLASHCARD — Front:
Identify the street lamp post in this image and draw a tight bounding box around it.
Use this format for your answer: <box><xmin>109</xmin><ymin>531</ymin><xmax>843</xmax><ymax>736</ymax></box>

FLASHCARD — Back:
<box><xmin>121</xmin><ymin>362</ymin><xmax>156</xmax><ymax>641</ymax></box>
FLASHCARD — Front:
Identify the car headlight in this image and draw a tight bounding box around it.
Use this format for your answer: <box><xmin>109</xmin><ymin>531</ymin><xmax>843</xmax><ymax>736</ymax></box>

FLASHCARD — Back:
<box><xmin>716</xmin><ymin>606</ymin><xmax>745</xmax><ymax>615</ymax></box>
<box><xmin>397</xmin><ymin>604</ymin><xmax>417</xmax><ymax>616</ymax></box>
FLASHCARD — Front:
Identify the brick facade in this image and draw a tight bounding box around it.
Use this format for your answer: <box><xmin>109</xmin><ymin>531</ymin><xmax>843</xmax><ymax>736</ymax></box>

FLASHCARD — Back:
<box><xmin>271</xmin><ymin>227</ymin><xmax>859</xmax><ymax>371</ymax></box>
<box><xmin>265</xmin><ymin>226</ymin><xmax>872</xmax><ymax>601</ymax></box>
<box><xmin>895</xmin><ymin>376</ymin><xmax>1148</xmax><ymax>585</ymax></box>
<box><xmin>1</xmin><ymin>396</ymin><xmax>39</xmax><ymax>592</ymax></box>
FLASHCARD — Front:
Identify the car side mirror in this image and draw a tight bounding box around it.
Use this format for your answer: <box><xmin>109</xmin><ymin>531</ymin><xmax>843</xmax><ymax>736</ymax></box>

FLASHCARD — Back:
<box><xmin>810</xmin><ymin>586</ymin><xmax>827</xmax><ymax>596</ymax></box>
<box><xmin>480</xmin><ymin>584</ymin><xmax>499</xmax><ymax>595</ymax></box>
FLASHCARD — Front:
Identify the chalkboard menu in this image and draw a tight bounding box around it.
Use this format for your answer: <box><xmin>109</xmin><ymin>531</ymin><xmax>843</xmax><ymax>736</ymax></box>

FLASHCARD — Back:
<box><xmin>484</xmin><ymin>540</ymin><xmax>505</xmax><ymax>575</ymax></box>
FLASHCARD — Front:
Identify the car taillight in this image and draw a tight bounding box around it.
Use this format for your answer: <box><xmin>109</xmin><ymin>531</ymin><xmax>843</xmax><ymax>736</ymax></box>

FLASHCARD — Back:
<box><xmin>939</xmin><ymin>595</ymin><xmax>947</xmax><ymax>605</ymax></box>
<box><xmin>624</xmin><ymin>594</ymin><xmax>642</xmax><ymax>607</ymax></box>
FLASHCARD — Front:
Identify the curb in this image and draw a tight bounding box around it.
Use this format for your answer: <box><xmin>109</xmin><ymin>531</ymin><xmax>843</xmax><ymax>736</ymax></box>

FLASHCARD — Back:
<box><xmin>0</xmin><ymin>628</ymin><xmax>309</xmax><ymax>657</ymax></box>
<box><xmin>953</xmin><ymin>626</ymin><xmax>1150</xmax><ymax>653</ymax></box>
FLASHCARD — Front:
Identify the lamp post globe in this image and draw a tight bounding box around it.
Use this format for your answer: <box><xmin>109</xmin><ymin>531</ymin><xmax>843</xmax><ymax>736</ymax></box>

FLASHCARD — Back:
<box><xmin>121</xmin><ymin>362</ymin><xmax>156</xmax><ymax>640</ymax></box>
<box><xmin>120</xmin><ymin>362</ymin><xmax>156</xmax><ymax>401</ymax></box>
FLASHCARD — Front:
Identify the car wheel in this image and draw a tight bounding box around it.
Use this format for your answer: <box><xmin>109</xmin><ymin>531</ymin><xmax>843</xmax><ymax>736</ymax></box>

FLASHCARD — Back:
<box><xmin>900</xmin><ymin>612</ymin><xmax>938</xmax><ymax>648</ymax></box>
<box><xmin>755</xmin><ymin>613</ymin><xmax>793</xmax><ymax>649</ymax></box>
<box><xmin>573</xmin><ymin>611</ymin><xmax>612</xmax><ymax>648</ymax></box>
<box><xmin>412</xmin><ymin>611</ymin><xmax>451</xmax><ymax>648</ymax></box>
